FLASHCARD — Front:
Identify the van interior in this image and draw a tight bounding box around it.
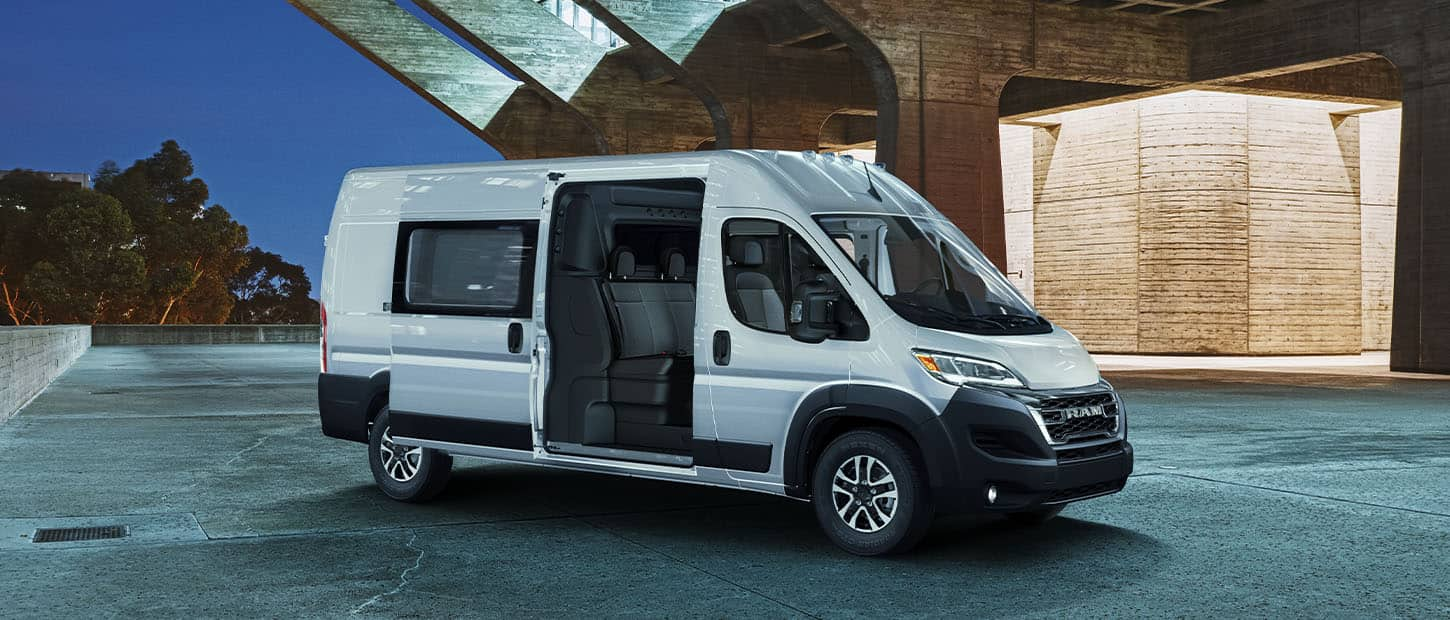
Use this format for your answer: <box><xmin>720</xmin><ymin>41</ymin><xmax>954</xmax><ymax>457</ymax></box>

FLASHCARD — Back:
<box><xmin>544</xmin><ymin>179</ymin><xmax>706</xmax><ymax>464</ymax></box>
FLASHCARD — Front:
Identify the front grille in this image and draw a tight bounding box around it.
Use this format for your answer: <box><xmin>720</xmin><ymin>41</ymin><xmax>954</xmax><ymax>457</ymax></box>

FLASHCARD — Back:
<box><xmin>1055</xmin><ymin>441</ymin><xmax>1124</xmax><ymax>463</ymax></box>
<box><xmin>1036</xmin><ymin>393</ymin><xmax>1119</xmax><ymax>444</ymax></box>
<box><xmin>1042</xmin><ymin>479</ymin><xmax>1126</xmax><ymax>505</ymax></box>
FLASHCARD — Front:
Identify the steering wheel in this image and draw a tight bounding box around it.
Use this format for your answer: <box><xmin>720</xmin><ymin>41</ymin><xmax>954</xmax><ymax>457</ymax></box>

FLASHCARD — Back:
<box><xmin>911</xmin><ymin>278</ymin><xmax>944</xmax><ymax>295</ymax></box>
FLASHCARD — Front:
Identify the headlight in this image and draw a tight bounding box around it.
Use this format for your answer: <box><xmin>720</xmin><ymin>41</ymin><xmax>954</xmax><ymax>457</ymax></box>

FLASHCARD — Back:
<box><xmin>912</xmin><ymin>349</ymin><xmax>1024</xmax><ymax>388</ymax></box>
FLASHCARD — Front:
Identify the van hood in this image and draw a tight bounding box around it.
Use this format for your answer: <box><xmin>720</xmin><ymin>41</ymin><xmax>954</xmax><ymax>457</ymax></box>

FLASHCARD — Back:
<box><xmin>913</xmin><ymin>324</ymin><xmax>1102</xmax><ymax>391</ymax></box>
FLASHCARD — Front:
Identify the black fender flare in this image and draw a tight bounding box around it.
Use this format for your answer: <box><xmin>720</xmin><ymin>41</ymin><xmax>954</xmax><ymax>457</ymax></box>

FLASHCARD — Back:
<box><xmin>317</xmin><ymin>369</ymin><xmax>390</xmax><ymax>444</ymax></box>
<box><xmin>782</xmin><ymin>383</ymin><xmax>963</xmax><ymax>499</ymax></box>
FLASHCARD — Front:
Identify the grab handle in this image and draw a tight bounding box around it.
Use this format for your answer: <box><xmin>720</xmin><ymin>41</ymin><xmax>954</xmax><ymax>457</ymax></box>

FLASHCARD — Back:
<box><xmin>508</xmin><ymin>322</ymin><xmax>524</xmax><ymax>354</ymax></box>
<box><xmin>713</xmin><ymin>330</ymin><xmax>731</xmax><ymax>366</ymax></box>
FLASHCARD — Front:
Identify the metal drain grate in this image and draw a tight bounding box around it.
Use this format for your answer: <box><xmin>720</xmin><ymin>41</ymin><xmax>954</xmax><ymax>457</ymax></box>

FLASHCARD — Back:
<box><xmin>32</xmin><ymin>525</ymin><xmax>128</xmax><ymax>544</ymax></box>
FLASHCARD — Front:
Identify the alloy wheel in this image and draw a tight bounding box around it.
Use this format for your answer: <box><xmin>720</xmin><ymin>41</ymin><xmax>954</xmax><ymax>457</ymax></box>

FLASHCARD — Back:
<box><xmin>831</xmin><ymin>454</ymin><xmax>899</xmax><ymax>533</ymax></box>
<box><xmin>378</xmin><ymin>427</ymin><xmax>423</xmax><ymax>483</ymax></box>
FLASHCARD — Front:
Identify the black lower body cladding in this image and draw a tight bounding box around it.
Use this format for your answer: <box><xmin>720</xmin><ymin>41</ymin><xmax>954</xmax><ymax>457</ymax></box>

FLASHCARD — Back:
<box><xmin>919</xmin><ymin>385</ymin><xmax>1134</xmax><ymax>514</ymax></box>
<box><xmin>317</xmin><ymin>372</ymin><xmax>386</xmax><ymax>444</ymax></box>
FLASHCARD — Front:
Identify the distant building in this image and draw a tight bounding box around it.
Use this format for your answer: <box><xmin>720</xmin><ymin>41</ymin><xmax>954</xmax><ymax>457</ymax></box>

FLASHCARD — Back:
<box><xmin>2</xmin><ymin>170</ymin><xmax>92</xmax><ymax>189</ymax></box>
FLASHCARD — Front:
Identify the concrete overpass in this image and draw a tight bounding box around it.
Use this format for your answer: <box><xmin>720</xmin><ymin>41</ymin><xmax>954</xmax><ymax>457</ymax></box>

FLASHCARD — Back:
<box><xmin>288</xmin><ymin>0</ymin><xmax>1447</xmax><ymax>373</ymax></box>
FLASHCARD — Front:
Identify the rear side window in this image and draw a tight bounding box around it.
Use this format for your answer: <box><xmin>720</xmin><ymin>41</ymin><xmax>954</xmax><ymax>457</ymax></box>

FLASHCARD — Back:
<box><xmin>392</xmin><ymin>221</ymin><xmax>538</xmax><ymax>317</ymax></box>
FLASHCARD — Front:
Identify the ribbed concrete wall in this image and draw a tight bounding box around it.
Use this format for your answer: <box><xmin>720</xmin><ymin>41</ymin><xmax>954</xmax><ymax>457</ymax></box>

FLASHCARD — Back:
<box><xmin>1359</xmin><ymin>109</ymin><xmax>1401</xmax><ymax>351</ymax></box>
<box><xmin>0</xmin><ymin>326</ymin><xmax>90</xmax><ymax>425</ymax></box>
<box><xmin>1000</xmin><ymin>123</ymin><xmax>1035</xmax><ymax>301</ymax></box>
<box><xmin>1004</xmin><ymin>91</ymin><xmax>1398</xmax><ymax>354</ymax></box>
<box><xmin>92</xmin><ymin>325</ymin><xmax>320</xmax><ymax>346</ymax></box>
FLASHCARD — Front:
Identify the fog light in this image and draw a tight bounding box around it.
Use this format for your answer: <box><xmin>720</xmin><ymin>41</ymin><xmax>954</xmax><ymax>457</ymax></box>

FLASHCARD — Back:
<box><xmin>986</xmin><ymin>485</ymin><xmax>999</xmax><ymax>505</ymax></box>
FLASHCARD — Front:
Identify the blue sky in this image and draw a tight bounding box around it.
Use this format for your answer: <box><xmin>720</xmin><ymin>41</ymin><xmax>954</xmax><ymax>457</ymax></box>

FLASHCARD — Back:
<box><xmin>0</xmin><ymin>1</ymin><xmax>504</xmax><ymax>285</ymax></box>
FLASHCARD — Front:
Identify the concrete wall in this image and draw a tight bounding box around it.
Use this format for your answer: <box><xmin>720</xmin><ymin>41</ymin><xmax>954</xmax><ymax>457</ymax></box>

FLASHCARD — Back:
<box><xmin>0</xmin><ymin>326</ymin><xmax>90</xmax><ymax>425</ymax></box>
<box><xmin>1003</xmin><ymin>91</ymin><xmax>1398</xmax><ymax>354</ymax></box>
<box><xmin>999</xmin><ymin>123</ymin><xmax>1035</xmax><ymax>301</ymax></box>
<box><xmin>92</xmin><ymin>325</ymin><xmax>320</xmax><ymax>346</ymax></box>
<box><xmin>1360</xmin><ymin>108</ymin><xmax>1401</xmax><ymax>351</ymax></box>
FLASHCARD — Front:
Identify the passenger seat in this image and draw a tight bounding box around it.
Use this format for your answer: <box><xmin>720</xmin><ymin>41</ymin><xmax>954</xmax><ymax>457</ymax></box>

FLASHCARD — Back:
<box><xmin>603</xmin><ymin>247</ymin><xmax>696</xmax><ymax>451</ymax></box>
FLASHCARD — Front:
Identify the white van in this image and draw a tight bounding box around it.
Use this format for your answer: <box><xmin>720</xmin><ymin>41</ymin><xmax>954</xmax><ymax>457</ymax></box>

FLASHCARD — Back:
<box><xmin>317</xmin><ymin>150</ymin><xmax>1131</xmax><ymax>555</ymax></box>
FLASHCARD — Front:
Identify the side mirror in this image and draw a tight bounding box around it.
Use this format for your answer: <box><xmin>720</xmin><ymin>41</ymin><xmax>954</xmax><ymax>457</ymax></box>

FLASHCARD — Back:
<box><xmin>789</xmin><ymin>279</ymin><xmax>841</xmax><ymax>344</ymax></box>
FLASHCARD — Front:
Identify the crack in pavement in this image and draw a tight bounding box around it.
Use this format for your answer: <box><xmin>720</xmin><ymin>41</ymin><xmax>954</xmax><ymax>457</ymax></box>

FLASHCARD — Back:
<box><xmin>350</xmin><ymin>529</ymin><xmax>424</xmax><ymax>615</ymax></box>
<box><xmin>1164</xmin><ymin>473</ymin><xmax>1450</xmax><ymax>519</ymax></box>
<box><xmin>223</xmin><ymin>436</ymin><xmax>270</xmax><ymax>466</ymax></box>
<box><xmin>48</xmin><ymin>501</ymin><xmax>781</xmax><ymax>551</ymax></box>
<box><xmin>24</xmin><ymin>411</ymin><xmax>316</xmax><ymax>421</ymax></box>
<box><xmin>161</xmin><ymin>432</ymin><xmax>283</xmax><ymax>512</ymax></box>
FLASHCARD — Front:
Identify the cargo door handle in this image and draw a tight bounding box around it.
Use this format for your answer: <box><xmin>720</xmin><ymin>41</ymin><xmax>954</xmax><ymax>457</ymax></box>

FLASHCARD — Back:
<box><xmin>508</xmin><ymin>322</ymin><xmax>524</xmax><ymax>354</ymax></box>
<box><xmin>713</xmin><ymin>330</ymin><xmax>731</xmax><ymax>366</ymax></box>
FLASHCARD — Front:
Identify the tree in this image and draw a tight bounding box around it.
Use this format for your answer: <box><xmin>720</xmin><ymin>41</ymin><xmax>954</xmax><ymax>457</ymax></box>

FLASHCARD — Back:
<box><xmin>98</xmin><ymin>141</ymin><xmax>250</xmax><ymax>324</ymax></box>
<box><xmin>228</xmin><ymin>247</ymin><xmax>318</xmax><ymax>324</ymax></box>
<box><xmin>0</xmin><ymin>173</ymin><xmax>144</xmax><ymax>324</ymax></box>
<box><xmin>2</xmin><ymin>141</ymin><xmax>310</xmax><ymax>326</ymax></box>
<box><xmin>24</xmin><ymin>190</ymin><xmax>145</xmax><ymax>323</ymax></box>
<box><xmin>2</xmin><ymin>171</ymin><xmax>89</xmax><ymax>324</ymax></box>
<box><xmin>94</xmin><ymin>160</ymin><xmax>121</xmax><ymax>189</ymax></box>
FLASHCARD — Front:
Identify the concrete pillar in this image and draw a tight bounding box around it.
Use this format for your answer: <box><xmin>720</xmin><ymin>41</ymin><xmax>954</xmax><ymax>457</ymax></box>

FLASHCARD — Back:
<box><xmin>1182</xmin><ymin>0</ymin><xmax>1449</xmax><ymax>372</ymax></box>
<box><xmin>798</xmin><ymin>0</ymin><xmax>1187</xmax><ymax>268</ymax></box>
<box><xmin>579</xmin><ymin>0</ymin><xmax>733</xmax><ymax>147</ymax></box>
<box><xmin>1391</xmin><ymin>79</ymin><xmax>1450</xmax><ymax>372</ymax></box>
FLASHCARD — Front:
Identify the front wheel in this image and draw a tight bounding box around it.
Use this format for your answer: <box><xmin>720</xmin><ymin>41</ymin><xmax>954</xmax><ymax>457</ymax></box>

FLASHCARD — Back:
<box><xmin>811</xmin><ymin>429</ymin><xmax>933</xmax><ymax>556</ymax></box>
<box><xmin>368</xmin><ymin>408</ymin><xmax>452</xmax><ymax>502</ymax></box>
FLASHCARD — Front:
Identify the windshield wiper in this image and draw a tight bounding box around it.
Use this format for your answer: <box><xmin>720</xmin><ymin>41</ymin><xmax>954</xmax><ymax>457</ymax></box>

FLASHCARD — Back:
<box><xmin>887</xmin><ymin>299</ymin><xmax>1004</xmax><ymax>330</ymax></box>
<box><xmin>971</xmin><ymin>312</ymin><xmax>1045</xmax><ymax>325</ymax></box>
<box><xmin>966</xmin><ymin>313</ymin><xmax>1051</xmax><ymax>332</ymax></box>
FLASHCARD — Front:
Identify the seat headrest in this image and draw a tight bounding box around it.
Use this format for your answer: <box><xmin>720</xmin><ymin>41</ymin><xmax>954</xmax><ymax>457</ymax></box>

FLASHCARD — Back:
<box><xmin>661</xmin><ymin>249</ymin><xmax>687</xmax><ymax>280</ymax></box>
<box><xmin>610</xmin><ymin>246</ymin><xmax>637</xmax><ymax>279</ymax></box>
<box><xmin>728</xmin><ymin>238</ymin><xmax>766</xmax><ymax>267</ymax></box>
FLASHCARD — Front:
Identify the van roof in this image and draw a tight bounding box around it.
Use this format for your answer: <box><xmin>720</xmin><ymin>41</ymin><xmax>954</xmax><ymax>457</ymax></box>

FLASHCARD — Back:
<box><xmin>345</xmin><ymin>150</ymin><xmax>942</xmax><ymax>220</ymax></box>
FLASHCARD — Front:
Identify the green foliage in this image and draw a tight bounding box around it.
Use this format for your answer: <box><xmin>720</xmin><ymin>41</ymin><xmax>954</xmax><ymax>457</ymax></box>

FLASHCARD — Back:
<box><xmin>0</xmin><ymin>141</ymin><xmax>312</xmax><ymax>325</ymax></box>
<box><xmin>96</xmin><ymin>140</ymin><xmax>251</xmax><ymax>324</ymax></box>
<box><xmin>0</xmin><ymin>170</ymin><xmax>73</xmax><ymax>323</ymax></box>
<box><xmin>228</xmin><ymin>247</ymin><xmax>319</xmax><ymax>324</ymax></box>
<box><xmin>24</xmin><ymin>190</ymin><xmax>146</xmax><ymax>323</ymax></box>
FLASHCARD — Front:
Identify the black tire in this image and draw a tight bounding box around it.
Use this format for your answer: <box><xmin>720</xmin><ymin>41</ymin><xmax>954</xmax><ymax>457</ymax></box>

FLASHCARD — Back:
<box><xmin>811</xmin><ymin>429</ymin><xmax>933</xmax><ymax>556</ymax></box>
<box><xmin>1005</xmin><ymin>506</ymin><xmax>1063</xmax><ymax>525</ymax></box>
<box><xmin>368</xmin><ymin>408</ymin><xmax>452</xmax><ymax>503</ymax></box>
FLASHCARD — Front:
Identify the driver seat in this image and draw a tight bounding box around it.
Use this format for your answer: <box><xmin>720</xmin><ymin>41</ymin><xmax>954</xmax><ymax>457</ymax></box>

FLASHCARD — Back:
<box><xmin>725</xmin><ymin>238</ymin><xmax>785</xmax><ymax>331</ymax></box>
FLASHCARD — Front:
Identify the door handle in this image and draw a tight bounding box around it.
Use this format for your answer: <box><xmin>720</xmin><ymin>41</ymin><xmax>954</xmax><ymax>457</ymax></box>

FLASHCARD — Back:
<box><xmin>713</xmin><ymin>330</ymin><xmax>731</xmax><ymax>366</ymax></box>
<box><xmin>508</xmin><ymin>322</ymin><xmax>524</xmax><ymax>354</ymax></box>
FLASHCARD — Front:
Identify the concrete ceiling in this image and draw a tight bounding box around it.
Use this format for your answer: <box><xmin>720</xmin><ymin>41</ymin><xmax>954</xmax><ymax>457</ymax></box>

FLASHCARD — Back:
<box><xmin>1053</xmin><ymin>0</ymin><xmax>1265</xmax><ymax>16</ymax></box>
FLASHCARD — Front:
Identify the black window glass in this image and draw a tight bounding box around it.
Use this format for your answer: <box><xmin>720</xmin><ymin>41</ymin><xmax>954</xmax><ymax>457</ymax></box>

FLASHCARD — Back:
<box><xmin>723</xmin><ymin>219</ymin><xmax>789</xmax><ymax>333</ymax></box>
<box><xmin>397</xmin><ymin>221</ymin><xmax>537</xmax><ymax>317</ymax></box>
<box><xmin>722</xmin><ymin>218</ymin><xmax>864</xmax><ymax>340</ymax></box>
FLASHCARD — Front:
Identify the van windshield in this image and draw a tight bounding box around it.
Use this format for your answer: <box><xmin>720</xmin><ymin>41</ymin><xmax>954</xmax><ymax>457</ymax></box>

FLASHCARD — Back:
<box><xmin>814</xmin><ymin>214</ymin><xmax>1050</xmax><ymax>335</ymax></box>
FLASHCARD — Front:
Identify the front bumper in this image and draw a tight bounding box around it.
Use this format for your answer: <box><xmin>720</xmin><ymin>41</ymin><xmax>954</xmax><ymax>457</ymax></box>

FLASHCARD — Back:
<box><xmin>920</xmin><ymin>383</ymin><xmax>1134</xmax><ymax>514</ymax></box>
<box><xmin>963</xmin><ymin>440</ymin><xmax>1133</xmax><ymax>512</ymax></box>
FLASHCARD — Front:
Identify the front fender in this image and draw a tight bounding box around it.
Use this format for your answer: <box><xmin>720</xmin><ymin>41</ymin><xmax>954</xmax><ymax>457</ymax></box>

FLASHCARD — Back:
<box><xmin>783</xmin><ymin>384</ymin><xmax>961</xmax><ymax>498</ymax></box>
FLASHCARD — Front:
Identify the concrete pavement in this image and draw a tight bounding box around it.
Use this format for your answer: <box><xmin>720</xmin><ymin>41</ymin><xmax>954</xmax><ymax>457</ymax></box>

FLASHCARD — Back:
<box><xmin>1</xmin><ymin>345</ymin><xmax>1447</xmax><ymax>617</ymax></box>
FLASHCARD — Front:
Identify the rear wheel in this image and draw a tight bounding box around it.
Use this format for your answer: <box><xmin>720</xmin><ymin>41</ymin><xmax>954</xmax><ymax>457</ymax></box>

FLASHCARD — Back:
<box><xmin>368</xmin><ymin>408</ymin><xmax>452</xmax><ymax>502</ymax></box>
<box><xmin>811</xmin><ymin>429</ymin><xmax>933</xmax><ymax>556</ymax></box>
